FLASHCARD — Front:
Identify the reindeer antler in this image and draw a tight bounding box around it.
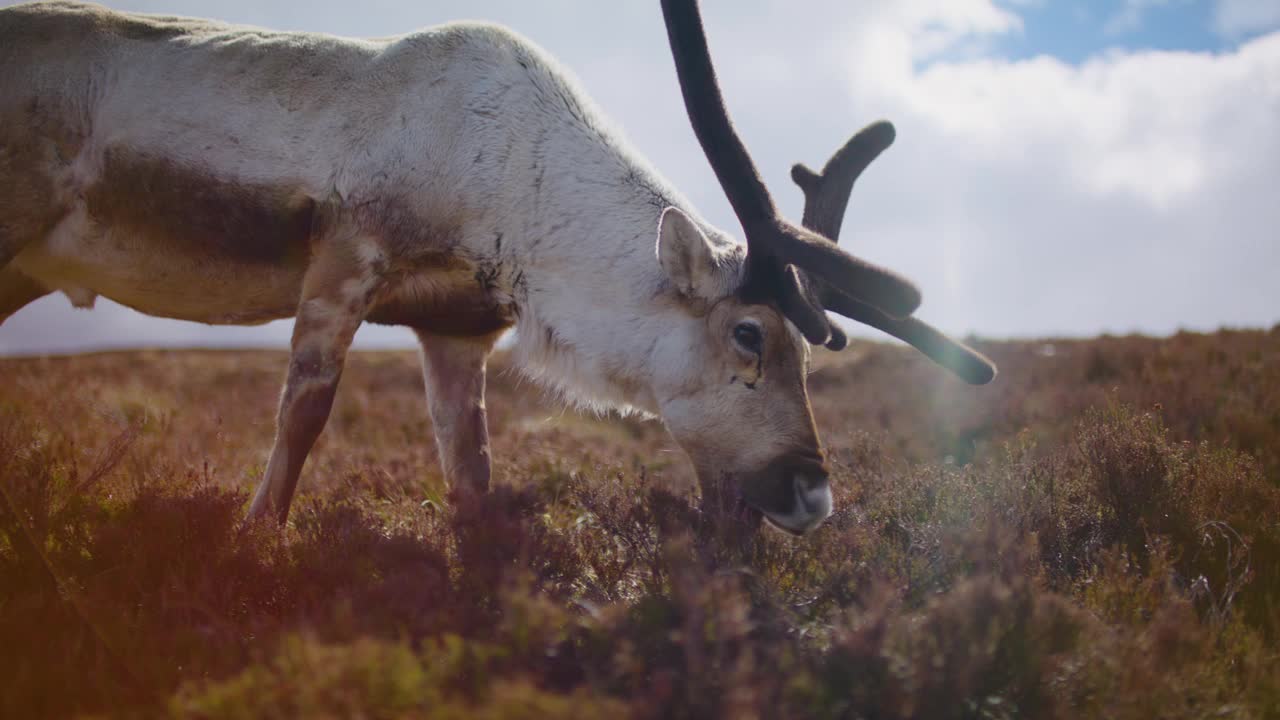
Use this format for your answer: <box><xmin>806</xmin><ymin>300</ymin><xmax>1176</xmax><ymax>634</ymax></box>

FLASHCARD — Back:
<box><xmin>793</xmin><ymin>127</ymin><xmax>997</xmax><ymax>385</ymax></box>
<box><xmin>791</xmin><ymin>120</ymin><xmax>896</xmax><ymax>241</ymax></box>
<box><xmin>659</xmin><ymin>0</ymin><xmax>922</xmax><ymax>343</ymax></box>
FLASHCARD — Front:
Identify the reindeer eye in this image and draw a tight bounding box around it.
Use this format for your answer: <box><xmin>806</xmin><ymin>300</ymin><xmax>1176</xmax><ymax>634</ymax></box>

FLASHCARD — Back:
<box><xmin>732</xmin><ymin>322</ymin><xmax>763</xmax><ymax>354</ymax></box>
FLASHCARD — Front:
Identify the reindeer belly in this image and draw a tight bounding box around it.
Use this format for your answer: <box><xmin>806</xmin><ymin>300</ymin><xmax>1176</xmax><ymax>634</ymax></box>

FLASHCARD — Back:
<box><xmin>14</xmin><ymin>210</ymin><xmax>309</xmax><ymax>324</ymax></box>
<box><xmin>12</xmin><ymin>146</ymin><xmax>316</xmax><ymax>324</ymax></box>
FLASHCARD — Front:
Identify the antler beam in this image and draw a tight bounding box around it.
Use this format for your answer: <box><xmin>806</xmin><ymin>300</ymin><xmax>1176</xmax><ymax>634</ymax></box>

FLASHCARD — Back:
<box><xmin>659</xmin><ymin>0</ymin><xmax>921</xmax><ymax>324</ymax></box>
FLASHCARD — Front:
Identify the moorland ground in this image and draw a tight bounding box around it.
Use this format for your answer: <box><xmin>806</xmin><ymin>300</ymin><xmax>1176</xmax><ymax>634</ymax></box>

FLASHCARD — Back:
<box><xmin>1</xmin><ymin>328</ymin><xmax>1278</xmax><ymax>718</ymax></box>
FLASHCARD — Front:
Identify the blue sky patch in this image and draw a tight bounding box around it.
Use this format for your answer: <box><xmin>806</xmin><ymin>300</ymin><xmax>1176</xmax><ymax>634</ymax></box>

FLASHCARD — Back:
<box><xmin>991</xmin><ymin>1</ymin><xmax>1263</xmax><ymax>64</ymax></box>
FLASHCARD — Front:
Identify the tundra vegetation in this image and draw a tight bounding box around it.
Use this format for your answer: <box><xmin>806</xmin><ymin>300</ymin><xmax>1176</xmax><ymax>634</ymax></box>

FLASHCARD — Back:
<box><xmin>1</xmin><ymin>328</ymin><xmax>1278</xmax><ymax>718</ymax></box>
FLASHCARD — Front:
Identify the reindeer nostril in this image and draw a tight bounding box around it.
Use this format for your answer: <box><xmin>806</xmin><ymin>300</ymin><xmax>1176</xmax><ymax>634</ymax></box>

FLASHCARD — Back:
<box><xmin>793</xmin><ymin>474</ymin><xmax>832</xmax><ymax>517</ymax></box>
<box><xmin>796</xmin><ymin>473</ymin><xmax>827</xmax><ymax>491</ymax></box>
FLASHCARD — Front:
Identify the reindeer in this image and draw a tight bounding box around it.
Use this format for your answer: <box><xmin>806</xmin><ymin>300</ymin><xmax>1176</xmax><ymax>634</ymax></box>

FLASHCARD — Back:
<box><xmin>0</xmin><ymin>0</ymin><xmax>994</xmax><ymax>535</ymax></box>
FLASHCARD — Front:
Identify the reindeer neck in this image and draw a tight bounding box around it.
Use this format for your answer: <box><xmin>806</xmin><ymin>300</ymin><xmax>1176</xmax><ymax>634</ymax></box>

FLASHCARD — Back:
<box><xmin>486</xmin><ymin>123</ymin><xmax>691</xmax><ymax>416</ymax></box>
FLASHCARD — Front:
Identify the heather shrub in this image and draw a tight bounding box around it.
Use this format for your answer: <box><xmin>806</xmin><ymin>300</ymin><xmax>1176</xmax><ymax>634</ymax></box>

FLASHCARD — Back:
<box><xmin>171</xmin><ymin>634</ymin><xmax>629</xmax><ymax>719</ymax></box>
<box><xmin>2</xmin><ymin>331</ymin><xmax>1278</xmax><ymax>717</ymax></box>
<box><xmin>1071</xmin><ymin>405</ymin><xmax>1280</xmax><ymax>632</ymax></box>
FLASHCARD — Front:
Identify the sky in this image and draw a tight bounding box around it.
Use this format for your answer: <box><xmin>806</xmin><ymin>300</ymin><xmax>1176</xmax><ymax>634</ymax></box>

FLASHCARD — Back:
<box><xmin>2</xmin><ymin>0</ymin><xmax>1277</xmax><ymax>354</ymax></box>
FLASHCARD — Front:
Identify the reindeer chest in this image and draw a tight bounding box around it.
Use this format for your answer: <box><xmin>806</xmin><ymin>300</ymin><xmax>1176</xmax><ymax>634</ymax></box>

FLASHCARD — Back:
<box><xmin>366</xmin><ymin>258</ymin><xmax>516</xmax><ymax>338</ymax></box>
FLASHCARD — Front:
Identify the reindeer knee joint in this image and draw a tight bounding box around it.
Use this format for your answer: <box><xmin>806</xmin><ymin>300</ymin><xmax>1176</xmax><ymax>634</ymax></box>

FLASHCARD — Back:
<box><xmin>289</xmin><ymin>345</ymin><xmax>336</xmax><ymax>379</ymax></box>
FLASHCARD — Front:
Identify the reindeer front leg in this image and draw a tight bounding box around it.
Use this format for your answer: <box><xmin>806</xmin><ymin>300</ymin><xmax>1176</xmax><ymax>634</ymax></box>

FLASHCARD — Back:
<box><xmin>246</xmin><ymin>238</ymin><xmax>383</xmax><ymax>524</ymax></box>
<box><xmin>416</xmin><ymin>331</ymin><xmax>499</xmax><ymax>495</ymax></box>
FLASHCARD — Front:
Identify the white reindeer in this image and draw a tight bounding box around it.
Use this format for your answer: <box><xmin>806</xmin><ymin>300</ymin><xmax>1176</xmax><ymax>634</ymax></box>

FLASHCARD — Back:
<box><xmin>0</xmin><ymin>0</ymin><xmax>994</xmax><ymax>535</ymax></box>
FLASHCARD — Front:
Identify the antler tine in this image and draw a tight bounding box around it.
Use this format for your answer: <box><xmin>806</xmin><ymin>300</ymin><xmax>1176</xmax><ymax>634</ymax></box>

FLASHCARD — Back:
<box><xmin>792</xmin><ymin>120</ymin><xmax>896</xmax><ymax>241</ymax></box>
<box><xmin>660</xmin><ymin>0</ymin><xmax>922</xmax><ymax>321</ymax></box>
<box><xmin>793</xmin><ymin>131</ymin><xmax>997</xmax><ymax>384</ymax></box>
<box><xmin>824</xmin><ymin>293</ymin><xmax>996</xmax><ymax>385</ymax></box>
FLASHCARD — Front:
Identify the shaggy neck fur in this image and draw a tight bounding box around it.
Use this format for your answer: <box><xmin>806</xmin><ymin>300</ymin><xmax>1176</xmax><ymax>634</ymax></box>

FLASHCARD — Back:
<box><xmin>494</xmin><ymin>123</ymin><xmax>716</xmax><ymax>417</ymax></box>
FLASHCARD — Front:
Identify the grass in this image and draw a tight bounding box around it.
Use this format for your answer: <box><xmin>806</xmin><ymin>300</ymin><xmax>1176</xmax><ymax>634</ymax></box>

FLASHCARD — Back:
<box><xmin>1</xmin><ymin>328</ymin><xmax>1278</xmax><ymax>718</ymax></box>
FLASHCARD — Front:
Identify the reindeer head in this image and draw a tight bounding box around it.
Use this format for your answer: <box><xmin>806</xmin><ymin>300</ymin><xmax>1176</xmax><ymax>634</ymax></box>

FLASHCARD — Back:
<box><xmin>651</xmin><ymin>0</ymin><xmax>996</xmax><ymax>535</ymax></box>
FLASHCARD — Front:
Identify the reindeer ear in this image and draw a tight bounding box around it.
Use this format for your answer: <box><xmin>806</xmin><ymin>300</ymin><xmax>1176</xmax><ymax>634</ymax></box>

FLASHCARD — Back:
<box><xmin>656</xmin><ymin>206</ymin><xmax>739</xmax><ymax>301</ymax></box>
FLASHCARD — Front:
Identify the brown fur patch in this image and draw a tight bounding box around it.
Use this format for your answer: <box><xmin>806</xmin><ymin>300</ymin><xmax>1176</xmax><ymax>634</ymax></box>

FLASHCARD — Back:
<box><xmin>84</xmin><ymin>148</ymin><xmax>314</xmax><ymax>265</ymax></box>
<box><xmin>367</xmin><ymin>295</ymin><xmax>514</xmax><ymax>338</ymax></box>
<box><xmin>0</xmin><ymin>268</ymin><xmax>51</xmax><ymax>322</ymax></box>
<box><xmin>296</xmin><ymin>233</ymin><xmax>378</xmax><ymax>318</ymax></box>
<box><xmin>366</xmin><ymin>253</ymin><xmax>516</xmax><ymax>338</ymax></box>
<box><xmin>0</xmin><ymin>100</ymin><xmax>80</xmax><ymax>264</ymax></box>
<box><xmin>349</xmin><ymin>197</ymin><xmax>466</xmax><ymax>266</ymax></box>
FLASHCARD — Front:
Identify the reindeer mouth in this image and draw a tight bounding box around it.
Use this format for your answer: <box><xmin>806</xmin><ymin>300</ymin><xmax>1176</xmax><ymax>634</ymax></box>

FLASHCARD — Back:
<box><xmin>706</xmin><ymin>453</ymin><xmax>824</xmax><ymax>532</ymax></box>
<box><xmin>760</xmin><ymin>512</ymin><xmax>805</xmax><ymax>536</ymax></box>
<box><xmin>724</xmin><ymin>477</ymin><xmax>793</xmax><ymax>534</ymax></box>
<box><xmin>721</xmin><ymin>494</ymin><xmax>811</xmax><ymax>537</ymax></box>
<box><xmin>748</xmin><ymin>456</ymin><xmax>832</xmax><ymax>536</ymax></box>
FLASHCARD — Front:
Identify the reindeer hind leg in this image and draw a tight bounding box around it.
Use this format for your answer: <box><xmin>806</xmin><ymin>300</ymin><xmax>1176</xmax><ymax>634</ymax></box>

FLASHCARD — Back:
<box><xmin>245</xmin><ymin>230</ymin><xmax>385</xmax><ymax>524</ymax></box>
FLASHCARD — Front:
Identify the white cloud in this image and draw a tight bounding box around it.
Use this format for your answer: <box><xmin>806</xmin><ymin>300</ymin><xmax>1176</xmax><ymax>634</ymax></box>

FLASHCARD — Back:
<box><xmin>1214</xmin><ymin>0</ymin><xmax>1280</xmax><ymax>38</ymax></box>
<box><xmin>1</xmin><ymin>0</ymin><xmax>1278</xmax><ymax>354</ymax></box>
<box><xmin>817</xmin><ymin>3</ymin><xmax>1280</xmax><ymax>336</ymax></box>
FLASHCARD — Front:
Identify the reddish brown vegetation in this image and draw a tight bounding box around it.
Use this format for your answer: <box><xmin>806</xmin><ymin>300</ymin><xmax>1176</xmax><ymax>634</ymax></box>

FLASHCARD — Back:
<box><xmin>1</xmin><ymin>329</ymin><xmax>1278</xmax><ymax>718</ymax></box>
